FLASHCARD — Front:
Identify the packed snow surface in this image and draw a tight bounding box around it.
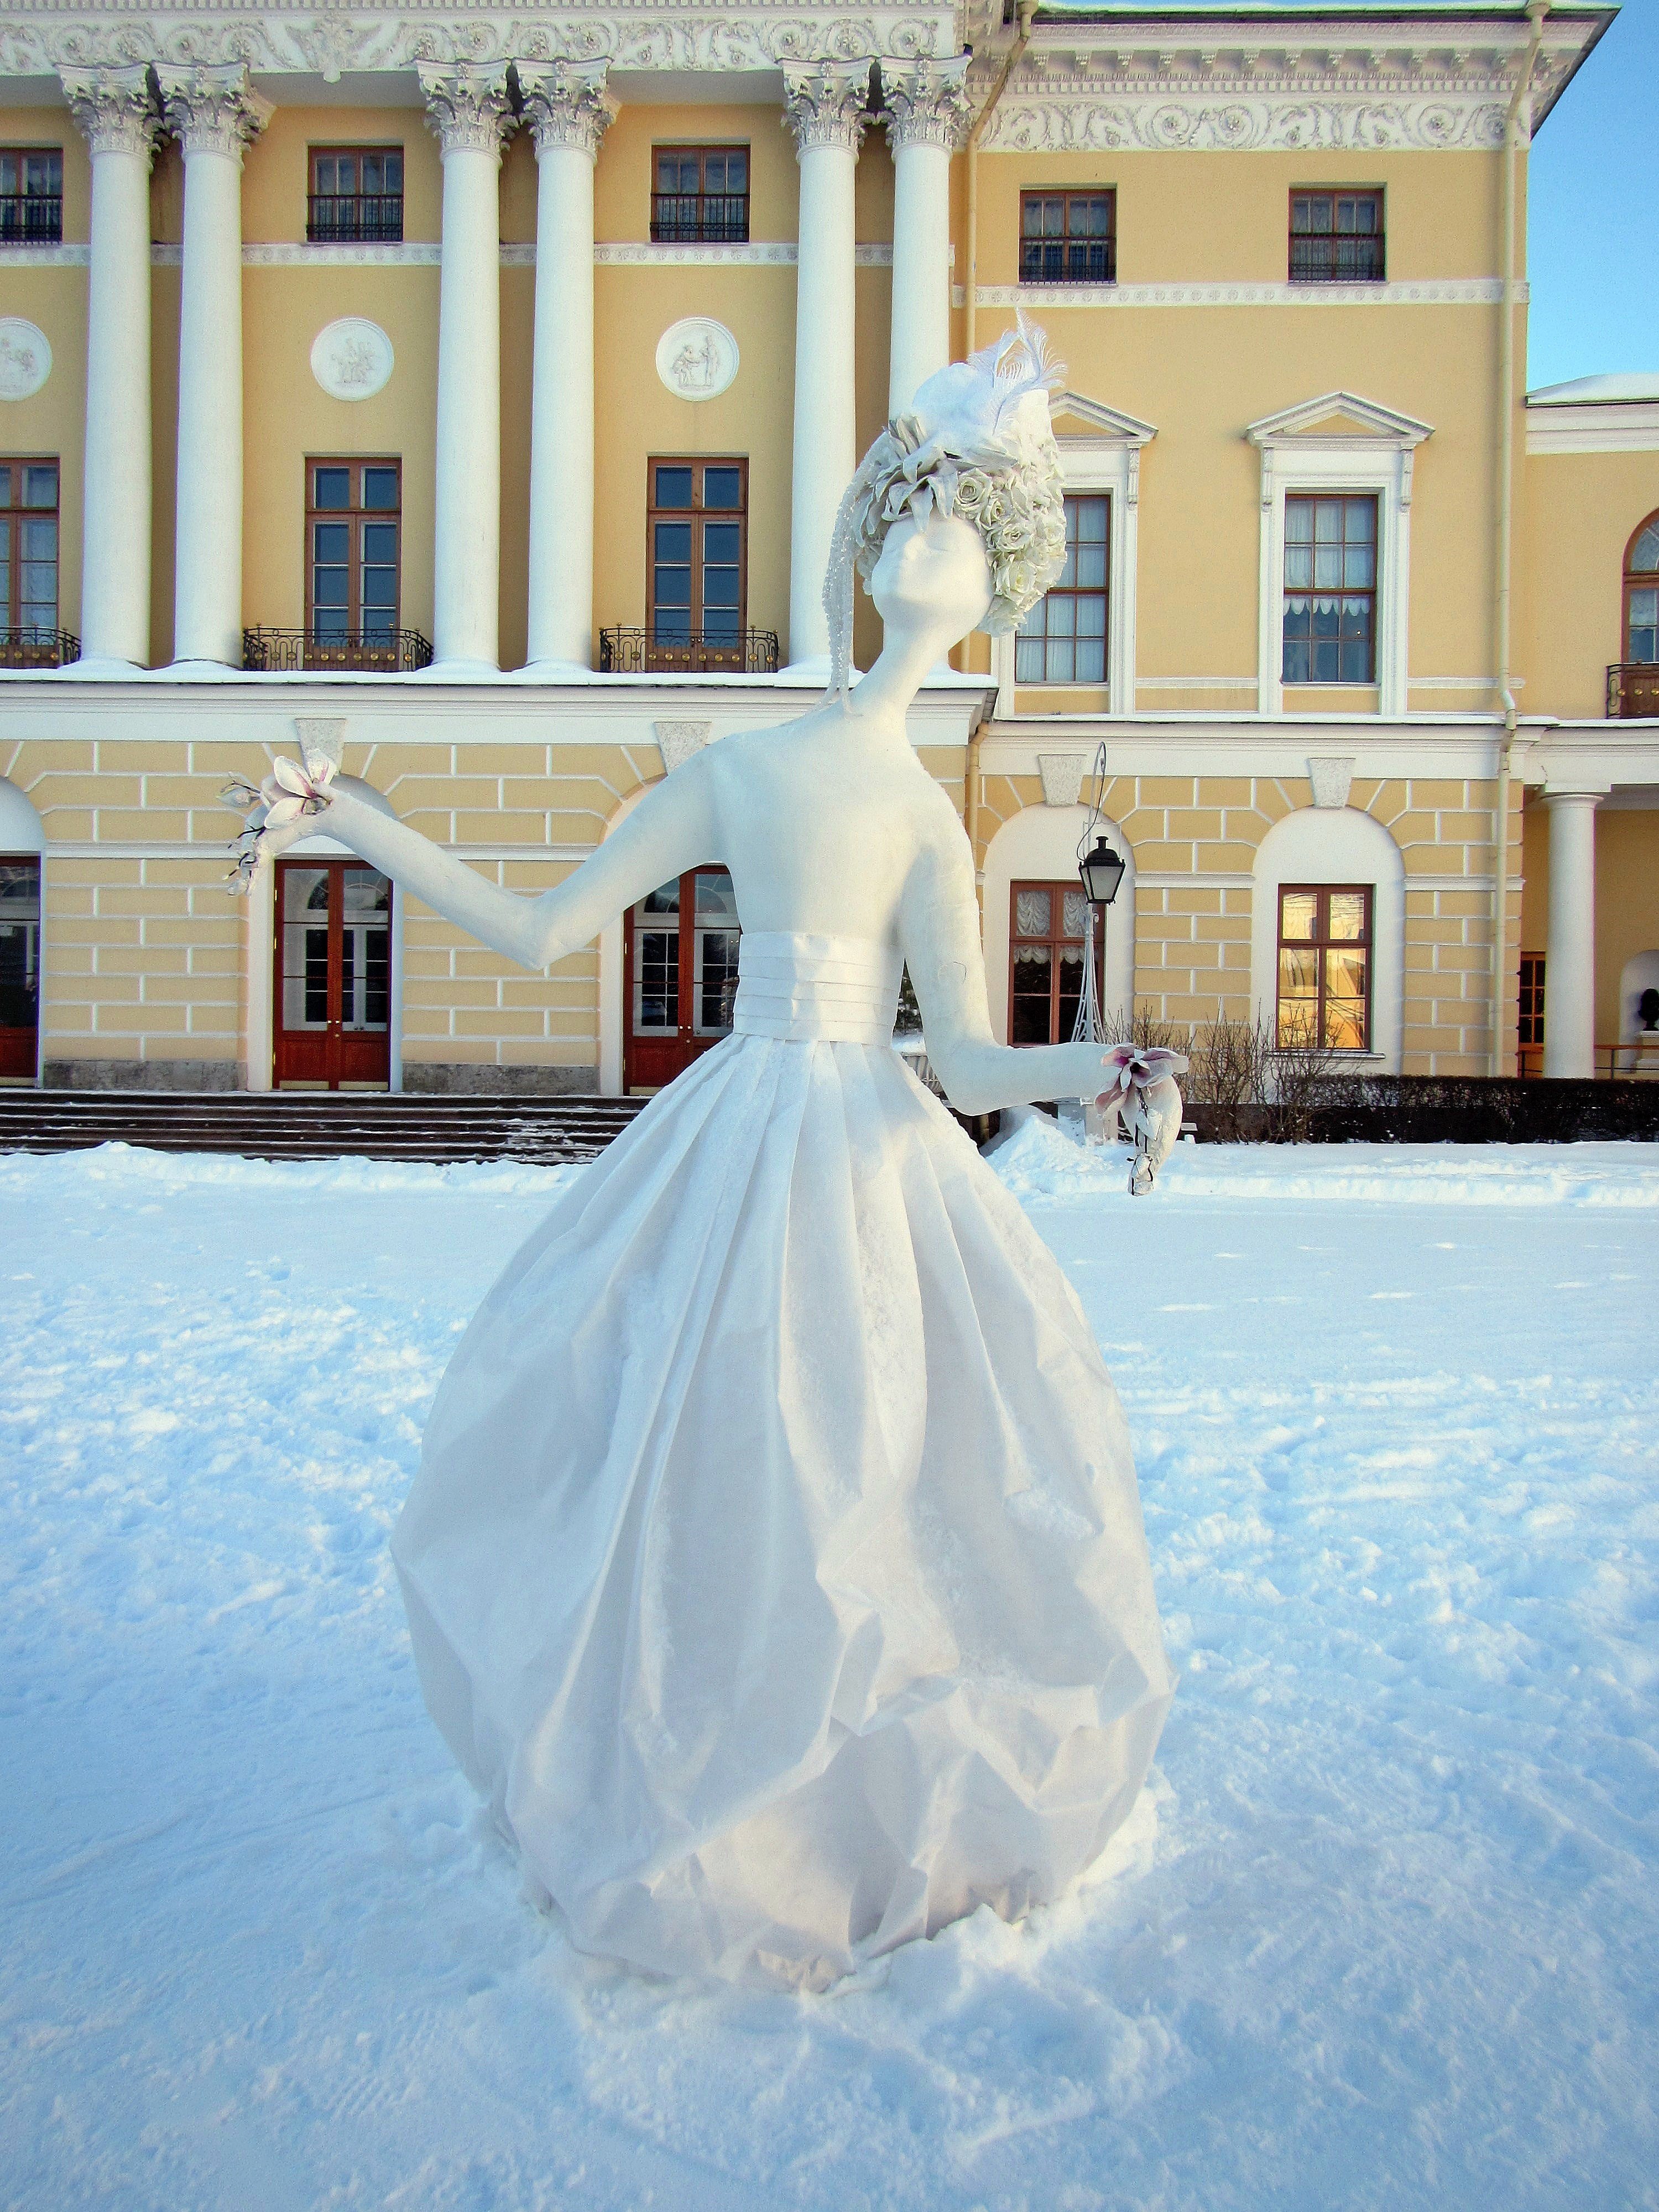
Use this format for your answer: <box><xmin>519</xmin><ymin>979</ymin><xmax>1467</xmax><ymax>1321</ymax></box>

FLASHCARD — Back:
<box><xmin>2</xmin><ymin>1134</ymin><xmax>1656</xmax><ymax>2211</ymax></box>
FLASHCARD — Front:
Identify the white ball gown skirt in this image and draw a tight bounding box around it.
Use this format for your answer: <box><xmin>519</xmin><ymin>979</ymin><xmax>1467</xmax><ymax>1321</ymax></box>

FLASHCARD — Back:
<box><xmin>392</xmin><ymin>934</ymin><xmax>1173</xmax><ymax>1989</ymax></box>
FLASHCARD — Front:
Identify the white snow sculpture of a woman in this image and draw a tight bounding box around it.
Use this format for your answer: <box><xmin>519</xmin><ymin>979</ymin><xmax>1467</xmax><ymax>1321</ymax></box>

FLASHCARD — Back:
<box><xmin>233</xmin><ymin>317</ymin><xmax>1176</xmax><ymax>1990</ymax></box>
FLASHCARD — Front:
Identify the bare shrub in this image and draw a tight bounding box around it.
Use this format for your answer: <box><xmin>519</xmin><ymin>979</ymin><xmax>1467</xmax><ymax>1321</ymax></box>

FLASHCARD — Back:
<box><xmin>1263</xmin><ymin>1006</ymin><xmax>1337</xmax><ymax>1141</ymax></box>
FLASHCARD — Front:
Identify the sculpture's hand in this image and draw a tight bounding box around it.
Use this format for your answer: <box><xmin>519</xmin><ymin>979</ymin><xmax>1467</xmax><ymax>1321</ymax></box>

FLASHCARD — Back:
<box><xmin>222</xmin><ymin>755</ymin><xmax>337</xmax><ymax>891</ymax></box>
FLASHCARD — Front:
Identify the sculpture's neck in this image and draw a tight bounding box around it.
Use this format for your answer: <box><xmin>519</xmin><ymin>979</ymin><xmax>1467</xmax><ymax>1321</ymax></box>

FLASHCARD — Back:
<box><xmin>840</xmin><ymin>620</ymin><xmax>951</xmax><ymax>739</ymax></box>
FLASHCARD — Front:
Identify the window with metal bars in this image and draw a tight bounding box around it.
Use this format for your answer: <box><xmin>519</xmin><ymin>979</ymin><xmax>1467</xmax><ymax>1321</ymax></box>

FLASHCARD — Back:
<box><xmin>1015</xmin><ymin>494</ymin><xmax>1108</xmax><ymax>685</ymax></box>
<box><xmin>1282</xmin><ymin>493</ymin><xmax>1376</xmax><ymax>685</ymax></box>
<box><xmin>1277</xmin><ymin>885</ymin><xmax>1372</xmax><ymax>1051</ymax></box>
<box><xmin>308</xmin><ymin>146</ymin><xmax>404</xmax><ymax>243</ymax></box>
<box><xmin>1019</xmin><ymin>190</ymin><xmax>1115</xmax><ymax>285</ymax></box>
<box><xmin>1290</xmin><ymin>189</ymin><xmax>1384</xmax><ymax>283</ymax></box>
<box><xmin>306</xmin><ymin>460</ymin><xmax>401</xmax><ymax>642</ymax></box>
<box><xmin>0</xmin><ymin>148</ymin><xmax>62</xmax><ymax>244</ymax></box>
<box><xmin>651</xmin><ymin>146</ymin><xmax>749</xmax><ymax>243</ymax></box>
<box><xmin>1624</xmin><ymin>513</ymin><xmax>1659</xmax><ymax>664</ymax></box>
<box><xmin>0</xmin><ymin>459</ymin><xmax>58</xmax><ymax>633</ymax></box>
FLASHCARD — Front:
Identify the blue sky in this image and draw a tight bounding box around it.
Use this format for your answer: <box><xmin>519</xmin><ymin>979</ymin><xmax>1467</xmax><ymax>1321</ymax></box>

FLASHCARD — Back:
<box><xmin>1036</xmin><ymin>1</ymin><xmax>1657</xmax><ymax>389</ymax></box>
<box><xmin>1527</xmin><ymin>0</ymin><xmax>1657</xmax><ymax>387</ymax></box>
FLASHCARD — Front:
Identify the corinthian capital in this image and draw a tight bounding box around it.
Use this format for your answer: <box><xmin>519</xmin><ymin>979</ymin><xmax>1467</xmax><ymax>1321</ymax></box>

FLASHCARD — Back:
<box><xmin>782</xmin><ymin>60</ymin><xmax>874</xmax><ymax>158</ymax></box>
<box><xmin>156</xmin><ymin>64</ymin><xmax>272</xmax><ymax>164</ymax></box>
<box><xmin>518</xmin><ymin>59</ymin><xmax>613</xmax><ymax>160</ymax></box>
<box><xmin>61</xmin><ymin>64</ymin><xmax>161</xmax><ymax>165</ymax></box>
<box><xmin>418</xmin><ymin>61</ymin><xmax>515</xmax><ymax>160</ymax></box>
<box><xmin>879</xmin><ymin>54</ymin><xmax>973</xmax><ymax>152</ymax></box>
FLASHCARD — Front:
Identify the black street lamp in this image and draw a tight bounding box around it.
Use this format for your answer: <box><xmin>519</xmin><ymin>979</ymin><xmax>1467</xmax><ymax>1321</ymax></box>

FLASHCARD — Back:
<box><xmin>1078</xmin><ymin>834</ymin><xmax>1126</xmax><ymax>907</ymax></box>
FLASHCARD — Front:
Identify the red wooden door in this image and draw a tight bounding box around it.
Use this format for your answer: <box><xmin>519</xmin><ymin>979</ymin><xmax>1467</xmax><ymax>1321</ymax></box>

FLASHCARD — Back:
<box><xmin>0</xmin><ymin>855</ymin><xmax>40</xmax><ymax>1082</ymax></box>
<box><xmin>623</xmin><ymin>866</ymin><xmax>739</xmax><ymax>1091</ymax></box>
<box><xmin>273</xmin><ymin>858</ymin><xmax>392</xmax><ymax>1089</ymax></box>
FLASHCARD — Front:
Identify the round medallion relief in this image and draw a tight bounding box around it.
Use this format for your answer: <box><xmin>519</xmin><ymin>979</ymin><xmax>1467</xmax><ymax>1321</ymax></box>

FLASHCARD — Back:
<box><xmin>310</xmin><ymin>317</ymin><xmax>394</xmax><ymax>402</ymax></box>
<box><xmin>0</xmin><ymin>320</ymin><xmax>52</xmax><ymax>401</ymax></box>
<box><xmin>655</xmin><ymin>317</ymin><xmax>739</xmax><ymax>404</ymax></box>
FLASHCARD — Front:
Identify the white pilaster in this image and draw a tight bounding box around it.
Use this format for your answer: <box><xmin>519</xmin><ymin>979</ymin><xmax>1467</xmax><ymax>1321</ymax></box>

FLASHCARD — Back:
<box><xmin>879</xmin><ymin>56</ymin><xmax>968</xmax><ymax>417</ymax></box>
<box><xmin>519</xmin><ymin>60</ymin><xmax>611</xmax><ymax>674</ymax></box>
<box><xmin>158</xmin><ymin>64</ymin><xmax>269</xmax><ymax>667</ymax></box>
<box><xmin>782</xmin><ymin>61</ymin><xmax>870</xmax><ymax>674</ymax></box>
<box><xmin>62</xmin><ymin>66</ymin><xmax>159</xmax><ymax>669</ymax></box>
<box><xmin>419</xmin><ymin>62</ymin><xmax>514</xmax><ymax>672</ymax></box>
<box><xmin>1542</xmin><ymin>789</ymin><xmax>1603</xmax><ymax>1079</ymax></box>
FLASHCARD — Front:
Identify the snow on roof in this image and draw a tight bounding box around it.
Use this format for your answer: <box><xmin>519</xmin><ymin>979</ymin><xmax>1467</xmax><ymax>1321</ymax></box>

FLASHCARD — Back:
<box><xmin>1528</xmin><ymin>374</ymin><xmax>1659</xmax><ymax>406</ymax></box>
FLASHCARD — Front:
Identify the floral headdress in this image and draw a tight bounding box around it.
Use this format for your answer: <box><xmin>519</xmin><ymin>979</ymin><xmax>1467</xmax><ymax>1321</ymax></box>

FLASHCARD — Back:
<box><xmin>824</xmin><ymin>311</ymin><xmax>1068</xmax><ymax>697</ymax></box>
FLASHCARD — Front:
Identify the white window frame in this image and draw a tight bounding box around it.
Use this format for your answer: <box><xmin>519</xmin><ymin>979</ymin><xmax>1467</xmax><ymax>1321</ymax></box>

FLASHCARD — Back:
<box><xmin>1247</xmin><ymin>392</ymin><xmax>1433</xmax><ymax>719</ymax></box>
<box><xmin>993</xmin><ymin>392</ymin><xmax>1155</xmax><ymax>718</ymax></box>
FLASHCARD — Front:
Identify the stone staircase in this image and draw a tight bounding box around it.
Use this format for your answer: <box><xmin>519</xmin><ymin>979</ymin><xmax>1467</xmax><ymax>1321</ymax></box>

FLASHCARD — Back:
<box><xmin>0</xmin><ymin>1088</ymin><xmax>646</xmax><ymax>1165</ymax></box>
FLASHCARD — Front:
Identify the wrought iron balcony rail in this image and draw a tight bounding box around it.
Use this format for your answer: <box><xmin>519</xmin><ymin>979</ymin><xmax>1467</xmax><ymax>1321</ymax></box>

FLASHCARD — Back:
<box><xmin>1019</xmin><ymin>237</ymin><xmax>1116</xmax><ymax>285</ymax></box>
<box><xmin>242</xmin><ymin>627</ymin><xmax>434</xmax><ymax>674</ymax></box>
<box><xmin>306</xmin><ymin>193</ymin><xmax>404</xmax><ymax>244</ymax></box>
<box><xmin>650</xmin><ymin>192</ymin><xmax>750</xmax><ymax>244</ymax></box>
<box><xmin>1608</xmin><ymin>662</ymin><xmax>1659</xmax><ymax>719</ymax></box>
<box><xmin>0</xmin><ymin>626</ymin><xmax>79</xmax><ymax>669</ymax></box>
<box><xmin>599</xmin><ymin>627</ymin><xmax>778</xmax><ymax>675</ymax></box>
<box><xmin>0</xmin><ymin>192</ymin><xmax>62</xmax><ymax>244</ymax></box>
<box><xmin>1290</xmin><ymin>236</ymin><xmax>1386</xmax><ymax>283</ymax></box>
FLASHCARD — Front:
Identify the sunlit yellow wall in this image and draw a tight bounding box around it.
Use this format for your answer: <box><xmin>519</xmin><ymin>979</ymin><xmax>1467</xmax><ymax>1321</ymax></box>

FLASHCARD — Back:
<box><xmin>968</xmin><ymin>145</ymin><xmax>1511</xmax><ymax>701</ymax></box>
<box><xmin>1</xmin><ymin>111</ymin><xmax>89</xmax><ymax>635</ymax></box>
<box><xmin>241</xmin><ymin>104</ymin><xmax>441</xmax><ymax>244</ymax></box>
<box><xmin>1520</xmin><ymin>448</ymin><xmax>1659</xmax><ymax>720</ymax></box>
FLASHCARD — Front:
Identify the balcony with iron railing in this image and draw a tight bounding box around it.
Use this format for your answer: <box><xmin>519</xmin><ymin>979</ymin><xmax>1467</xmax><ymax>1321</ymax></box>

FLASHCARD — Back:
<box><xmin>1608</xmin><ymin>662</ymin><xmax>1659</xmax><ymax>718</ymax></box>
<box><xmin>306</xmin><ymin>193</ymin><xmax>404</xmax><ymax>244</ymax></box>
<box><xmin>649</xmin><ymin>191</ymin><xmax>750</xmax><ymax>244</ymax></box>
<box><xmin>1290</xmin><ymin>234</ymin><xmax>1386</xmax><ymax>284</ymax></box>
<box><xmin>243</xmin><ymin>627</ymin><xmax>433</xmax><ymax>674</ymax></box>
<box><xmin>0</xmin><ymin>627</ymin><xmax>79</xmax><ymax>669</ymax></box>
<box><xmin>599</xmin><ymin>627</ymin><xmax>778</xmax><ymax>675</ymax></box>
<box><xmin>0</xmin><ymin>192</ymin><xmax>62</xmax><ymax>245</ymax></box>
<box><xmin>1019</xmin><ymin>236</ymin><xmax>1116</xmax><ymax>286</ymax></box>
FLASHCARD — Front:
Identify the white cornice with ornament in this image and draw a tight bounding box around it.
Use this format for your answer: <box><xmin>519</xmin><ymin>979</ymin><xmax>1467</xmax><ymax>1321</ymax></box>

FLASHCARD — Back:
<box><xmin>0</xmin><ymin>3</ymin><xmax>956</xmax><ymax>80</ymax></box>
<box><xmin>964</xmin><ymin>15</ymin><xmax>1601</xmax><ymax>154</ymax></box>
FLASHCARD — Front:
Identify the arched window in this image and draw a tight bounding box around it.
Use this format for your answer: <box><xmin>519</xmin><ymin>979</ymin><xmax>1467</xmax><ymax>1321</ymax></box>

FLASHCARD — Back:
<box><xmin>1625</xmin><ymin>512</ymin><xmax>1659</xmax><ymax>665</ymax></box>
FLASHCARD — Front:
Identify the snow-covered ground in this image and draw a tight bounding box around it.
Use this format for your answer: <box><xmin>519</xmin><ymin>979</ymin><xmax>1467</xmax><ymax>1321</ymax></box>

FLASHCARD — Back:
<box><xmin>2</xmin><ymin>1131</ymin><xmax>1656</xmax><ymax>2212</ymax></box>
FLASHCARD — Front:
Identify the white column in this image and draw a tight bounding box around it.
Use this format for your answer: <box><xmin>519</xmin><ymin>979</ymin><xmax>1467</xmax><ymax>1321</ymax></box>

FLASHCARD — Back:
<box><xmin>782</xmin><ymin>62</ymin><xmax>870</xmax><ymax>674</ymax></box>
<box><xmin>1542</xmin><ymin>790</ymin><xmax>1602</xmax><ymax>1079</ymax></box>
<box><xmin>519</xmin><ymin>60</ymin><xmax>611</xmax><ymax>674</ymax></box>
<box><xmin>879</xmin><ymin>56</ymin><xmax>968</xmax><ymax>418</ymax></box>
<box><xmin>62</xmin><ymin>66</ymin><xmax>159</xmax><ymax>669</ymax></box>
<box><xmin>419</xmin><ymin>63</ymin><xmax>514</xmax><ymax>672</ymax></box>
<box><xmin>157</xmin><ymin>65</ymin><xmax>269</xmax><ymax>667</ymax></box>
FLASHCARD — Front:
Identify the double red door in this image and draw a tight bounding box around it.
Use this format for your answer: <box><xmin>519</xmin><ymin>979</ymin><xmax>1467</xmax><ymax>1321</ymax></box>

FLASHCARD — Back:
<box><xmin>623</xmin><ymin>866</ymin><xmax>739</xmax><ymax>1090</ymax></box>
<box><xmin>0</xmin><ymin>856</ymin><xmax>40</xmax><ymax>1081</ymax></box>
<box><xmin>273</xmin><ymin>858</ymin><xmax>392</xmax><ymax>1089</ymax></box>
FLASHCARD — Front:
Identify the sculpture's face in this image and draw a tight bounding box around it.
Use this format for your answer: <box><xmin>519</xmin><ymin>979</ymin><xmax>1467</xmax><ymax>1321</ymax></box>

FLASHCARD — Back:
<box><xmin>869</xmin><ymin>510</ymin><xmax>993</xmax><ymax>642</ymax></box>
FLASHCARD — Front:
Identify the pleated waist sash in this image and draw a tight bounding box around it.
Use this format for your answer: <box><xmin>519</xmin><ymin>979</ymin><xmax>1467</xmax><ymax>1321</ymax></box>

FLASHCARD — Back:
<box><xmin>731</xmin><ymin>933</ymin><xmax>903</xmax><ymax>1045</ymax></box>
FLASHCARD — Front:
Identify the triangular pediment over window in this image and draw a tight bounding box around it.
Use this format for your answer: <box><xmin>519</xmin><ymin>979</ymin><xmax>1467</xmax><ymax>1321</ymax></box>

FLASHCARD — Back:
<box><xmin>1247</xmin><ymin>392</ymin><xmax>1434</xmax><ymax>449</ymax></box>
<box><xmin>1051</xmin><ymin>390</ymin><xmax>1157</xmax><ymax>446</ymax></box>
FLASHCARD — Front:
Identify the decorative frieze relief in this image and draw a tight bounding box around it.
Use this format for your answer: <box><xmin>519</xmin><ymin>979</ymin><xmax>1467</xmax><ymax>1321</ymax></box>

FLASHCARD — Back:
<box><xmin>0</xmin><ymin>7</ymin><xmax>954</xmax><ymax>77</ymax></box>
<box><xmin>980</xmin><ymin>94</ymin><xmax>1510</xmax><ymax>154</ymax></box>
<box><xmin>156</xmin><ymin>61</ymin><xmax>271</xmax><ymax>163</ymax></box>
<box><xmin>60</xmin><ymin>62</ymin><xmax>160</xmax><ymax>163</ymax></box>
<box><xmin>957</xmin><ymin>279</ymin><xmax>1515</xmax><ymax>310</ymax></box>
<box><xmin>518</xmin><ymin>57</ymin><xmax>612</xmax><ymax>159</ymax></box>
<box><xmin>137</xmin><ymin>240</ymin><xmax>899</xmax><ymax>269</ymax></box>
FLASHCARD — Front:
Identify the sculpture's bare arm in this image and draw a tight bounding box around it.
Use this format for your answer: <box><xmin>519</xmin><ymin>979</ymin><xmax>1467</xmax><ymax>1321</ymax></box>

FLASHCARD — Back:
<box><xmin>899</xmin><ymin>812</ymin><xmax>1114</xmax><ymax>1117</ymax></box>
<box><xmin>291</xmin><ymin>770</ymin><xmax>718</xmax><ymax>971</ymax></box>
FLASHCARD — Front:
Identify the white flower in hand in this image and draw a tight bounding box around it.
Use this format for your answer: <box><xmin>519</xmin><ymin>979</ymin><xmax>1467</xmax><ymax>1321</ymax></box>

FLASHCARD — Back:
<box><xmin>222</xmin><ymin>753</ymin><xmax>336</xmax><ymax>893</ymax></box>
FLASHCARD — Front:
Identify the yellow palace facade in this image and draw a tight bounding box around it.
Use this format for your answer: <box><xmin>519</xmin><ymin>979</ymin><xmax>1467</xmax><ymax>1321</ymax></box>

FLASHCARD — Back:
<box><xmin>1</xmin><ymin>0</ymin><xmax>1655</xmax><ymax>1098</ymax></box>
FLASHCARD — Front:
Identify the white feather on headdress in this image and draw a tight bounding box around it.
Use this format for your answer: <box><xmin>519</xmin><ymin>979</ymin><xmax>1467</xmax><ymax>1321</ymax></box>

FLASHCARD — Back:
<box><xmin>823</xmin><ymin>312</ymin><xmax>1068</xmax><ymax>698</ymax></box>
